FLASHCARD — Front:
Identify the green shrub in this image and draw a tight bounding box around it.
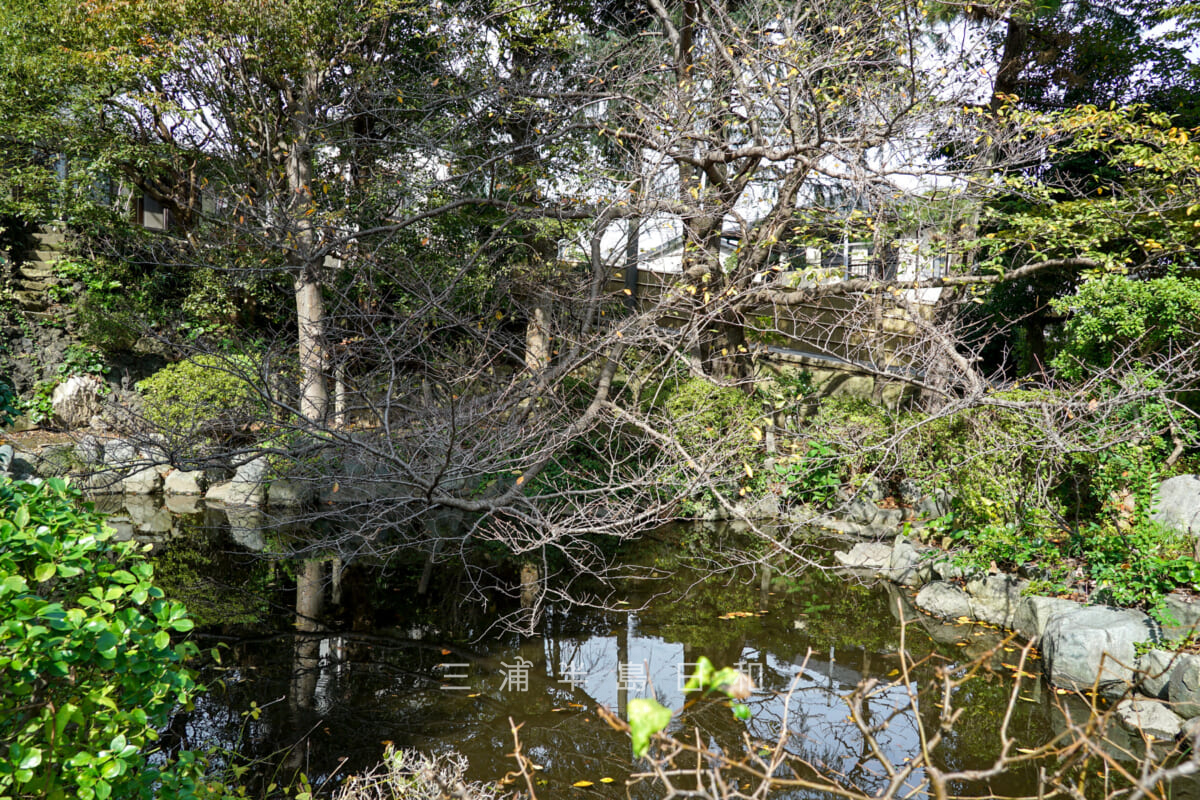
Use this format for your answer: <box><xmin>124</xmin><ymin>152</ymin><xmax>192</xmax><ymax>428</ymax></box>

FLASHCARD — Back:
<box><xmin>1051</xmin><ymin>274</ymin><xmax>1200</xmax><ymax>381</ymax></box>
<box><xmin>137</xmin><ymin>355</ymin><xmax>263</xmax><ymax>437</ymax></box>
<box><xmin>0</xmin><ymin>477</ymin><xmax>223</xmax><ymax>799</ymax></box>
<box><xmin>661</xmin><ymin>375</ymin><xmax>760</xmax><ymax>465</ymax></box>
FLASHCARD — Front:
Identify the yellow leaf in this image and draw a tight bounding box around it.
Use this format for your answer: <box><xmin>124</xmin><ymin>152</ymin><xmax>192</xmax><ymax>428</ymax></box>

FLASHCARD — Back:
<box><xmin>600</xmin><ymin>777</ymin><xmax>615</xmax><ymax>783</ymax></box>
<box><xmin>750</xmin><ymin>427</ymin><xmax>763</xmax><ymax>442</ymax></box>
<box><xmin>744</xmin><ymin>463</ymin><xmax>754</xmax><ymax>478</ymax></box>
<box><xmin>573</xmin><ymin>781</ymin><xmax>595</xmax><ymax>787</ymax></box>
<box><xmin>887</xmin><ymin>669</ymin><xmax>899</xmax><ymax>677</ymax></box>
<box><xmin>516</xmin><ymin>476</ymin><xmax>524</xmax><ymax>485</ymax></box>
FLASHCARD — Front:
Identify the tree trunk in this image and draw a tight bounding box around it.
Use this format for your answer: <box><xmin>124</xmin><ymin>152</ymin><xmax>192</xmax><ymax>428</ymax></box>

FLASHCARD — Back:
<box><xmin>287</xmin><ymin>68</ymin><xmax>328</xmax><ymax>424</ymax></box>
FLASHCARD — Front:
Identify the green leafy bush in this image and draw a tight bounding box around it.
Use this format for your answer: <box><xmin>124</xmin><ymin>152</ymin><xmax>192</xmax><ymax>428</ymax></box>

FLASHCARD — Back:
<box><xmin>660</xmin><ymin>376</ymin><xmax>761</xmax><ymax>463</ymax></box>
<box><xmin>137</xmin><ymin>355</ymin><xmax>263</xmax><ymax>437</ymax></box>
<box><xmin>1051</xmin><ymin>274</ymin><xmax>1200</xmax><ymax>381</ymax></box>
<box><xmin>0</xmin><ymin>477</ymin><xmax>222</xmax><ymax>800</ymax></box>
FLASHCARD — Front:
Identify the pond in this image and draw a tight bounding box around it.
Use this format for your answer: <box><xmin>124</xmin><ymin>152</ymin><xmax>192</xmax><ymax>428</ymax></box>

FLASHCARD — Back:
<box><xmin>96</xmin><ymin>496</ymin><xmax>1192</xmax><ymax>798</ymax></box>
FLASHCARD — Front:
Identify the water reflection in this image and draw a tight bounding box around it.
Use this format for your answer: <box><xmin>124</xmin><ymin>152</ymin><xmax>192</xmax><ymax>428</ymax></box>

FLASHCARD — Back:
<box><xmin>96</xmin><ymin>496</ymin><xmax>1200</xmax><ymax>798</ymax></box>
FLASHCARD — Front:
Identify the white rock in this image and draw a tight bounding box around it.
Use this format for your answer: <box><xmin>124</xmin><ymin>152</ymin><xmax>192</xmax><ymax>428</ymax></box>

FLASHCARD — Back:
<box><xmin>1113</xmin><ymin>698</ymin><xmax>1184</xmax><ymax>740</ymax></box>
<box><xmin>163</xmin><ymin>469</ymin><xmax>206</xmax><ymax>495</ymax></box>
<box><xmin>50</xmin><ymin>376</ymin><xmax>104</xmax><ymax>430</ymax></box>
<box><xmin>122</xmin><ymin>467</ymin><xmax>162</xmax><ymax>495</ymax></box>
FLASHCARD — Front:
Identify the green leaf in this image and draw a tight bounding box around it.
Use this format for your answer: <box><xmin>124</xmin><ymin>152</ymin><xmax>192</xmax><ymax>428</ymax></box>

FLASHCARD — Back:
<box><xmin>731</xmin><ymin>702</ymin><xmax>752</xmax><ymax>721</ymax></box>
<box><xmin>628</xmin><ymin>698</ymin><xmax>672</xmax><ymax>758</ymax></box>
<box><xmin>682</xmin><ymin>656</ymin><xmax>715</xmax><ymax>694</ymax></box>
<box><xmin>34</xmin><ymin>563</ymin><xmax>56</xmax><ymax>583</ymax></box>
<box><xmin>2</xmin><ymin>575</ymin><xmax>28</xmax><ymax>594</ymax></box>
<box><xmin>170</xmin><ymin>618</ymin><xmax>195</xmax><ymax>632</ymax></box>
<box><xmin>13</xmin><ymin>505</ymin><xmax>30</xmax><ymax>528</ymax></box>
<box><xmin>17</xmin><ymin>747</ymin><xmax>42</xmax><ymax>770</ymax></box>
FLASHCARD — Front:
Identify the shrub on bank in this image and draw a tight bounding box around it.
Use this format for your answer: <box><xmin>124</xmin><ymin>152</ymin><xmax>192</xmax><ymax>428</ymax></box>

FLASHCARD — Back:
<box><xmin>137</xmin><ymin>354</ymin><xmax>264</xmax><ymax>439</ymax></box>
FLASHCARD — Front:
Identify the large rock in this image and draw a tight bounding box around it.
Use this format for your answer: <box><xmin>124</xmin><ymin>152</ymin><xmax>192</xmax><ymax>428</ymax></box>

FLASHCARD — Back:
<box><xmin>886</xmin><ymin>536</ymin><xmax>933</xmax><ymax>587</ymax></box>
<box><xmin>1152</xmin><ymin>475</ymin><xmax>1200</xmax><ymax>541</ymax></box>
<box><xmin>122</xmin><ymin>467</ymin><xmax>162</xmax><ymax>495</ymax></box>
<box><xmin>965</xmin><ymin>574</ymin><xmax>1026</xmax><ymax>629</ymax></box>
<box><xmin>1041</xmin><ymin>606</ymin><xmax>1158</xmax><ymax>696</ymax></box>
<box><xmin>835</xmin><ymin>542</ymin><xmax>893</xmax><ymax>570</ymax></box>
<box><xmin>1167</xmin><ymin>653</ymin><xmax>1200</xmax><ymax>718</ymax></box>
<box><xmin>915</xmin><ymin>581</ymin><xmax>973</xmax><ymax>620</ymax></box>
<box><xmin>50</xmin><ymin>375</ymin><xmax>103</xmax><ymax>430</ymax></box>
<box><xmin>1137</xmin><ymin>649</ymin><xmax>1177</xmax><ymax>699</ymax></box>
<box><xmin>1113</xmin><ymin>698</ymin><xmax>1184</xmax><ymax>740</ymax></box>
<box><xmin>204</xmin><ymin>457</ymin><xmax>267</xmax><ymax>507</ymax></box>
<box><xmin>1160</xmin><ymin>592</ymin><xmax>1200</xmax><ymax>640</ymax></box>
<box><xmin>163</xmin><ymin>469</ymin><xmax>206</xmax><ymax>496</ymax></box>
<box><xmin>1012</xmin><ymin>596</ymin><xmax>1081</xmax><ymax>644</ymax></box>
<box><xmin>0</xmin><ymin>444</ymin><xmax>12</xmax><ymax>476</ymax></box>
<box><xmin>267</xmin><ymin>478</ymin><xmax>314</xmax><ymax>508</ymax></box>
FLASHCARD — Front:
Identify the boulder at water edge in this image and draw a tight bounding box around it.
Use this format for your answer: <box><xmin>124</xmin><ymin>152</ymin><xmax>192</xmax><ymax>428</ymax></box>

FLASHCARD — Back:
<box><xmin>1167</xmin><ymin>653</ymin><xmax>1200</xmax><ymax>718</ymax></box>
<box><xmin>1113</xmin><ymin>698</ymin><xmax>1185</xmax><ymax>740</ymax></box>
<box><xmin>1152</xmin><ymin>474</ymin><xmax>1200</xmax><ymax>542</ymax></box>
<box><xmin>1041</xmin><ymin>606</ymin><xmax>1158</xmax><ymax>697</ymax></box>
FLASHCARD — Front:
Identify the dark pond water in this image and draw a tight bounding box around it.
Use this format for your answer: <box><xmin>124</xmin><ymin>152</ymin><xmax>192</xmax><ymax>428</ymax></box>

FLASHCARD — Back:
<box><xmin>95</xmin><ymin>495</ymin><xmax>1196</xmax><ymax>799</ymax></box>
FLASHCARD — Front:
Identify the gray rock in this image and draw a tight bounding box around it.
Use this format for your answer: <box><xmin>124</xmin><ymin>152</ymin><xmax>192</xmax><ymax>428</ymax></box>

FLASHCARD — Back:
<box><xmin>75</xmin><ymin>436</ymin><xmax>103</xmax><ymax>465</ymax></box>
<box><xmin>1182</xmin><ymin>715</ymin><xmax>1200</xmax><ymax>742</ymax></box>
<box><xmin>74</xmin><ymin>470</ymin><xmax>125</xmax><ymax>495</ymax></box>
<box><xmin>1160</xmin><ymin>592</ymin><xmax>1200</xmax><ymax>640</ymax></box>
<box><xmin>0</xmin><ymin>444</ymin><xmax>12</xmax><ymax>475</ymax></box>
<box><xmin>874</xmin><ymin>507</ymin><xmax>904</xmax><ymax>529</ymax></box>
<box><xmin>268</xmin><ymin>478</ymin><xmax>314</xmax><ymax>507</ymax></box>
<box><xmin>886</xmin><ymin>536</ymin><xmax>932</xmax><ymax>587</ymax></box>
<box><xmin>50</xmin><ymin>375</ymin><xmax>103</xmax><ymax>430</ymax></box>
<box><xmin>163</xmin><ymin>469</ymin><xmax>206</xmax><ymax>496</ymax></box>
<box><xmin>1152</xmin><ymin>475</ymin><xmax>1200</xmax><ymax>538</ymax></box>
<box><xmin>897</xmin><ymin>478</ymin><xmax>922</xmax><ymax>507</ymax></box>
<box><xmin>205</xmin><ymin>457</ymin><xmax>267</xmax><ymax>507</ymax></box>
<box><xmin>1113</xmin><ymin>699</ymin><xmax>1184</xmax><ymax>740</ymax></box>
<box><xmin>915</xmin><ymin>489</ymin><xmax>952</xmax><ymax>520</ymax></box>
<box><xmin>1041</xmin><ymin>606</ymin><xmax>1158</xmax><ymax>696</ymax></box>
<box><xmin>915</xmin><ymin>581</ymin><xmax>973</xmax><ymax>620</ymax></box>
<box><xmin>835</xmin><ymin>542</ymin><xmax>893</xmax><ymax>570</ymax></box>
<box><xmin>844</xmin><ymin>498</ymin><xmax>880</xmax><ymax>525</ymax></box>
<box><xmin>965</xmin><ymin>574</ymin><xmax>1026</xmax><ymax>629</ymax></box>
<box><xmin>103</xmin><ymin>439</ymin><xmax>138</xmax><ymax>467</ymax></box>
<box><xmin>1168</xmin><ymin>653</ymin><xmax>1200</xmax><ymax>718</ymax></box>
<box><xmin>122</xmin><ymin>467</ymin><xmax>162</xmax><ymax>495</ymax></box>
<box><xmin>859</xmin><ymin>478</ymin><xmax>888</xmax><ymax>503</ymax></box>
<box><xmin>1138</xmin><ymin>649</ymin><xmax>1177</xmax><ymax>699</ymax></box>
<box><xmin>1012</xmin><ymin>596</ymin><xmax>1081</xmax><ymax>644</ymax></box>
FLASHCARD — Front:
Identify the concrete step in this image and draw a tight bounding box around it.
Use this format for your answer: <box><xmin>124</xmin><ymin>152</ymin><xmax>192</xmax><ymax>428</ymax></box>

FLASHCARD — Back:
<box><xmin>33</xmin><ymin>232</ymin><xmax>65</xmax><ymax>247</ymax></box>
<box><xmin>16</xmin><ymin>278</ymin><xmax>59</xmax><ymax>292</ymax></box>
<box><xmin>18</xmin><ymin>265</ymin><xmax>56</xmax><ymax>280</ymax></box>
<box><xmin>31</xmin><ymin>250</ymin><xmax>62</xmax><ymax>263</ymax></box>
<box><xmin>12</xmin><ymin>290</ymin><xmax>48</xmax><ymax>311</ymax></box>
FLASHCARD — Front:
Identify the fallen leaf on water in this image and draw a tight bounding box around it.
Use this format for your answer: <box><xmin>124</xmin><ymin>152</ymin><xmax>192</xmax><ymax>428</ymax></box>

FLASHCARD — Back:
<box><xmin>573</xmin><ymin>780</ymin><xmax>595</xmax><ymax>787</ymax></box>
<box><xmin>1016</xmin><ymin>747</ymin><xmax>1038</xmax><ymax>754</ymax></box>
<box><xmin>441</xmin><ymin>649</ymin><xmax>452</xmax><ymax>655</ymax></box>
<box><xmin>887</xmin><ymin>669</ymin><xmax>900</xmax><ymax>677</ymax></box>
<box><xmin>600</xmin><ymin>777</ymin><xmax>615</xmax><ymax>784</ymax></box>
<box><xmin>467</xmin><ymin>693</ymin><xmax>481</xmax><ymax>698</ymax></box>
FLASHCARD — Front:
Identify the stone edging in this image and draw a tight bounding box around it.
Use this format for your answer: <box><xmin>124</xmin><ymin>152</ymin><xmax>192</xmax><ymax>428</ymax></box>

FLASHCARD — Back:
<box><xmin>836</xmin><ymin>535</ymin><xmax>1200</xmax><ymax>741</ymax></box>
